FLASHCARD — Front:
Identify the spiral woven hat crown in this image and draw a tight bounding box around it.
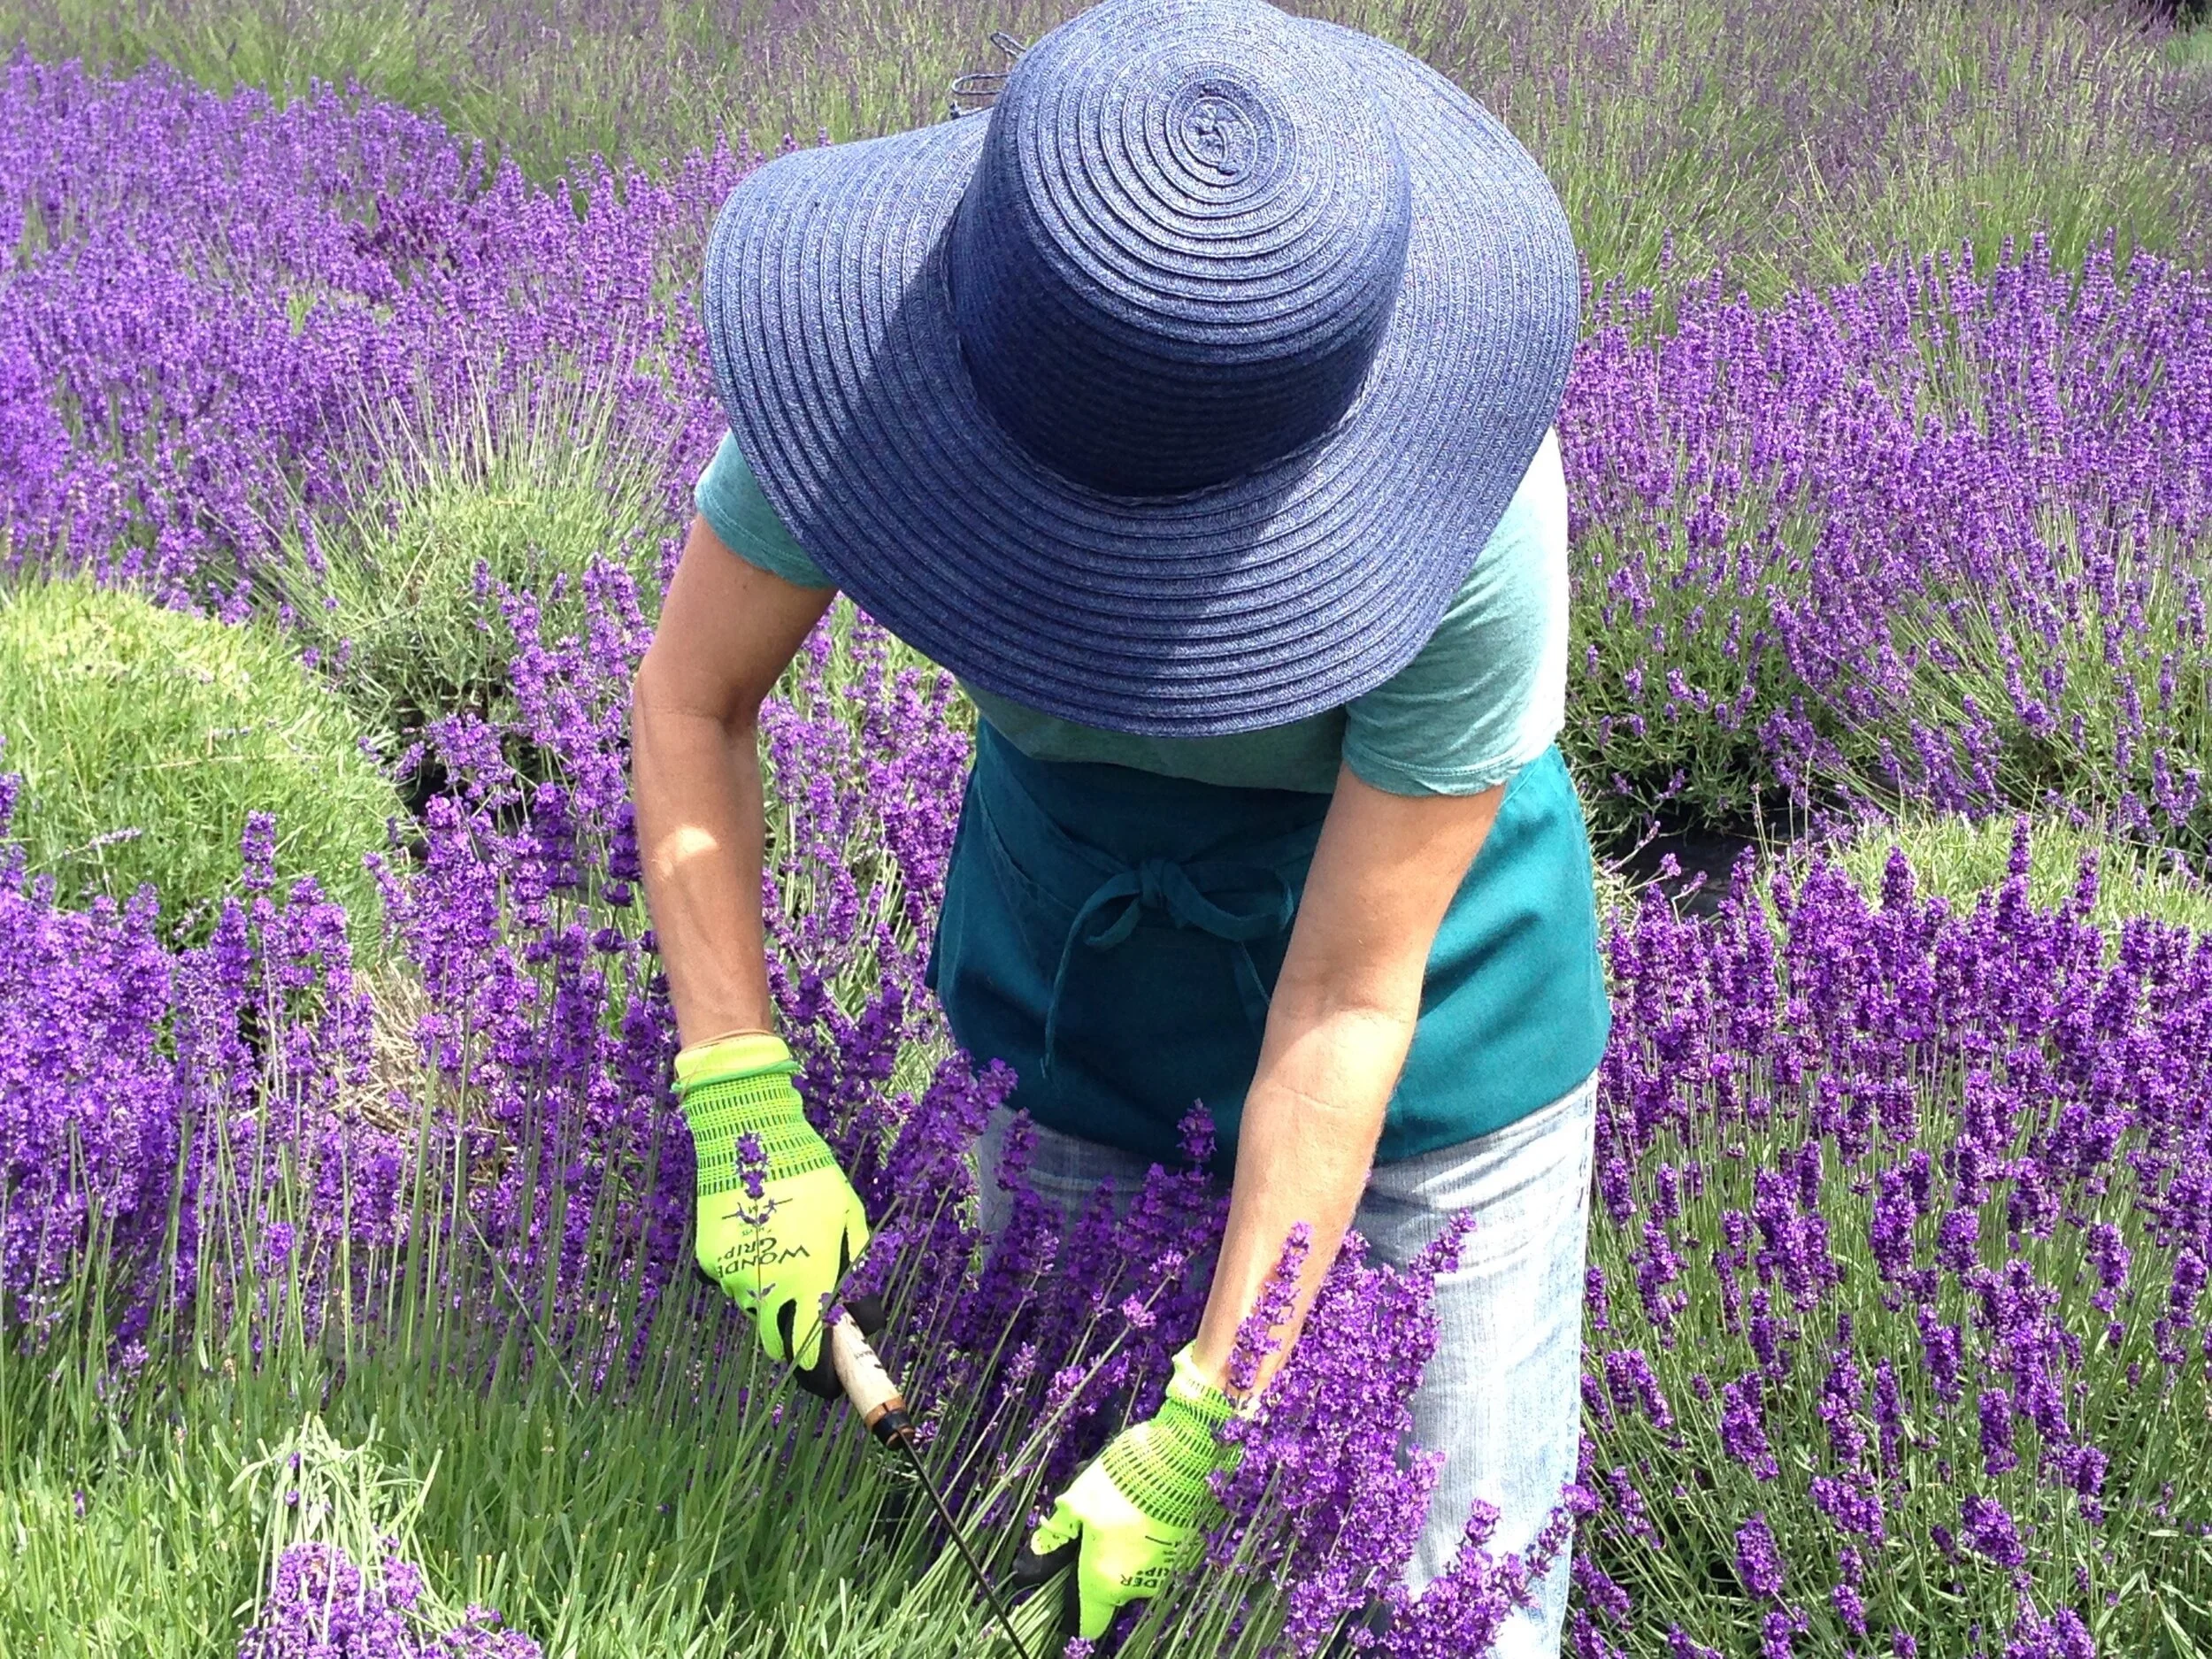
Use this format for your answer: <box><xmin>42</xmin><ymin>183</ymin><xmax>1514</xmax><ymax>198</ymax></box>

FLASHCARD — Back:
<box><xmin>702</xmin><ymin>0</ymin><xmax>1578</xmax><ymax>735</ymax></box>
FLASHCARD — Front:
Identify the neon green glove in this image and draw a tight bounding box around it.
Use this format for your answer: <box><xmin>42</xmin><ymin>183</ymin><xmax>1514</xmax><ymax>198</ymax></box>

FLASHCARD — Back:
<box><xmin>1018</xmin><ymin>1344</ymin><xmax>1242</xmax><ymax>1641</ymax></box>
<box><xmin>674</xmin><ymin>1033</ymin><xmax>869</xmax><ymax>1383</ymax></box>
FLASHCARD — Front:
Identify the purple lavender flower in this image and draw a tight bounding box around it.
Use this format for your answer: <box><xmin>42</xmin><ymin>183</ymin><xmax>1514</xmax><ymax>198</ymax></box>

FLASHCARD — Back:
<box><xmin>1602</xmin><ymin>1348</ymin><xmax>1676</xmax><ymax>1432</ymax></box>
<box><xmin>1760</xmin><ymin>1608</ymin><xmax>1804</xmax><ymax>1659</ymax></box>
<box><xmin>237</xmin><ymin>1540</ymin><xmax>541</xmax><ymax>1658</ymax></box>
<box><xmin>735</xmin><ymin>1132</ymin><xmax>770</xmax><ymax>1204</ymax></box>
<box><xmin>1916</xmin><ymin>1305</ymin><xmax>1966</xmax><ymax>1404</ymax></box>
<box><xmin>1978</xmin><ymin>1388</ymin><xmax>2018</xmax><ymax>1477</ymax></box>
<box><xmin>1833</xmin><ymin>1580</ymin><xmax>1869</xmax><ymax>1640</ymax></box>
<box><xmin>1719</xmin><ymin>1373</ymin><xmax>1780</xmax><ymax>1482</ymax></box>
<box><xmin>1960</xmin><ymin>1496</ymin><xmax>2029</xmax><ymax>1570</ymax></box>
<box><xmin>1226</xmin><ymin>1222</ymin><xmax>1311</xmax><ymax>1398</ymax></box>
<box><xmin>1733</xmin><ymin>1513</ymin><xmax>1786</xmax><ymax>1601</ymax></box>
<box><xmin>1808</xmin><ymin>1473</ymin><xmax>1886</xmax><ymax>1546</ymax></box>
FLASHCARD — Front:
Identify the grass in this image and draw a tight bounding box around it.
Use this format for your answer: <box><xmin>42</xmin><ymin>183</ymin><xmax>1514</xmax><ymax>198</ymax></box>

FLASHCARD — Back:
<box><xmin>0</xmin><ymin>574</ymin><xmax>399</xmax><ymax>948</ymax></box>
<box><xmin>2</xmin><ymin>0</ymin><xmax>2206</xmax><ymax>305</ymax></box>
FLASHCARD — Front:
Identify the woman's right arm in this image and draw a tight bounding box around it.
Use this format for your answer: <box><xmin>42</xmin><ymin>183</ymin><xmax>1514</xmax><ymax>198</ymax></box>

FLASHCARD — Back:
<box><xmin>630</xmin><ymin>514</ymin><xmax>837</xmax><ymax>1049</ymax></box>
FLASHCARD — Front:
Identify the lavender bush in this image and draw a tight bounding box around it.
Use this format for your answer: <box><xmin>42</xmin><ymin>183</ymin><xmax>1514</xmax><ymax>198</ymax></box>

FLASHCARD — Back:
<box><xmin>0</xmin><ymin>574</ymin><xmax>399</xmax><ymax>941</ymax></box>
<box><xmin>0</xmin><ymin>53</ymin><xmax>738</xmax><ymax>610</ymax></box>
<box><xmin>1563</xmin><ymin>234</ymin><xmax>2212</xmax><ymax>857</ymax></box>
<box><xmin>231</xmin><ymin>1414</ymin><xmax>542</xmax><ymax>1659</ymax></box>
<box><xmin>1576</xmin><ymin>826</ymin><xmax>2212</xmax><ymax>1656</ymax></box>
<box><xmin>264</xmin><ymin>371</ymin><xmax>682</xmax><ymax>754</ymax></box>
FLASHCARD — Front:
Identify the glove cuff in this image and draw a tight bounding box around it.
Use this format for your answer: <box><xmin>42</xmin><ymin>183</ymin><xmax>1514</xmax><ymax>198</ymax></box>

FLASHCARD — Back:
<box><xmin>1165</xmin><ymin>1342</ymin><xmax>1240</xmax><ymax>1426</ymax></box>
<box><xmin>674</xmin><ymin>1033</ymin><xmax>833</xmax><ymax>1194</ymax></box>
<box><xmin>1099</xmin><ymin>1344</ymin><xmax>1240</xmax><ymax>1532</ymax></box>
<box><xmin>675</xmin><ymin>1032</ymin><xmax>792</xmax><ymax>1087</ymax></box>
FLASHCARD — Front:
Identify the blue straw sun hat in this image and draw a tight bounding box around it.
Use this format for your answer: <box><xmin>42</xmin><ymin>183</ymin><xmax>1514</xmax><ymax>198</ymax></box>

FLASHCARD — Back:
<box><xmin>701</xmin><ymin>0</ymin><xmax>1579</xmax><ymax>736</ymax></box>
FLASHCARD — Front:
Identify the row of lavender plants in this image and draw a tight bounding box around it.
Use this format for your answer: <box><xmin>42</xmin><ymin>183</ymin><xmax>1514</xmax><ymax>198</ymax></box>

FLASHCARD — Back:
<box><xmin>1</xmin><ymin>46</ymin><xmax>2208</xmax><ymax>1659</ymax></box>
<box><xmin>6</xmin><ymin>0</ymin><xmax>2208</xmax><ymax>299</ymax></box>
<box><xmin>5</xmin><ymin>56</ymin><xmax>2208</xmax><ymax>856</ymax></box>
<box><xmin>1564</xmin><ymin>239</ymin><xmax>2212</xmax><ymax>853</ymax></box>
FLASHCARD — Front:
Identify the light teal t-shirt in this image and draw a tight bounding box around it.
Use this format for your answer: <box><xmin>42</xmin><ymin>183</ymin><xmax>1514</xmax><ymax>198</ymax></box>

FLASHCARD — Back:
<box><xmin>694</xmin><ymin>429</ymin><xmax>1569</xmax><ymax>798</ymax></box>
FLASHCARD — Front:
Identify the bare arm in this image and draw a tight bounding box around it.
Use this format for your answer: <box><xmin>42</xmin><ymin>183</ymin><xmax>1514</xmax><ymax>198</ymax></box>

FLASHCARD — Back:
<box><xmin>630</xmin><ymin>516</ymin><xmax>836</xmax><ymax>1048</ymax></box>
<box><xmin>1189</xmin><ymin>767</ymin><xmax>1505</xmax><ymax>1396</ymax></box>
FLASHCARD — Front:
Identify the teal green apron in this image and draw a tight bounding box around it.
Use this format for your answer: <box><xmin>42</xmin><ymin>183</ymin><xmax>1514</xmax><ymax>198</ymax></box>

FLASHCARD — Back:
<box><xmin>923</xmin><ymin>720</ymin><xmax>1611</xmax><ymax>1174</ymax></box>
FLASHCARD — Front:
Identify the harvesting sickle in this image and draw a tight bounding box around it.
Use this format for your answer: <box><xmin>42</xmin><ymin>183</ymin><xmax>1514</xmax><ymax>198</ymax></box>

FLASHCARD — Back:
<box><xmin>636</xmin><ymin>0</ymin><xmax>1608</xmax><ymax>1647</ymax></box>
<box><xmin>826</xmin><ymin>1302</ymin><xmax>1042</xmax><ymax>1659</ymax></box>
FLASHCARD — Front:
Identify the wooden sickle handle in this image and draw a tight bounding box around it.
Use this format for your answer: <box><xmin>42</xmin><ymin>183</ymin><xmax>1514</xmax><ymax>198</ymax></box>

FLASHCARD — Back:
<box><xmin>828</xmin><ymin>1317</ymin><xmax>910</xmax><ymax>1441</ymax></box>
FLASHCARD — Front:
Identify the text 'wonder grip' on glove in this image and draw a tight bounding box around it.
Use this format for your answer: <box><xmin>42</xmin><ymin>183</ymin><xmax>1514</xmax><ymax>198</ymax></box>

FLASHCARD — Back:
<box><xmin>673</xmin><ymin>1033</ymin><xmax>870</xmax><ymax>1389</ymax></box>
<box><xmin>1020</xmin><ymin>1342</ymin><xmax>1245</xmax><ymax>1641</ymax></box>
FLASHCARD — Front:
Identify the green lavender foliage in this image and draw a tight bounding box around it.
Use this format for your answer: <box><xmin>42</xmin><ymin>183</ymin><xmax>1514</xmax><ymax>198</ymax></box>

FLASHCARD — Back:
<box><xmin>266</xmin><ymin>377</ymin><xmax>676</xmax><ymax>758</ymax></box>
<box><xmin>1826</xmin><ymin>810</ymin><xmax>2212</xmax><ymax>939</ymax></box>
<box><xmin>0</xmin><ymin>1190</ymin><xmax>1025</xmax><ymax>1657</ymax></box>
<box><xmin>0</xmin><ymin>575</ymin><xmax>397</xmax><ymax>945</ymax></box>
<box><xmin>0</xmin><ymin>1188</ymin><xmax>1285</xmax><ymax>1658</ymax></box>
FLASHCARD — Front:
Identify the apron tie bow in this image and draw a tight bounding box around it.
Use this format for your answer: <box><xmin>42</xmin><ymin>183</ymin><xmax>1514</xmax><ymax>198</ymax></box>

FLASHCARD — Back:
<box><xmin>1041</xmin><ymin>855</ymin><xmax>1294</xmax><ymax>1083</ymax></box>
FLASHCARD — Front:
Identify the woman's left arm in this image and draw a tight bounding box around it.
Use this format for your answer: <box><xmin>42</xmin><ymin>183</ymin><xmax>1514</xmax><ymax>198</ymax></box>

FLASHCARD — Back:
<box><xmin>1189</xmin><ymin>764</ymin><xmax>1504</xmax><ymax>1395</ymax></box>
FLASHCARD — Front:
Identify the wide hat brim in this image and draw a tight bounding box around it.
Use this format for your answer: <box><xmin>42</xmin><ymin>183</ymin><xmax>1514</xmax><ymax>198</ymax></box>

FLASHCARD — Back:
<box><xmin>701</xmin><ymin>14</ymin><xmax>1579</xmax><ymax>737</ymax></box>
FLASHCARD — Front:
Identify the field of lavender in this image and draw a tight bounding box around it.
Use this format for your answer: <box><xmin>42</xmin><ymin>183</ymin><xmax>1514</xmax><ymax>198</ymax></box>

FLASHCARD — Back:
<box><xmin>4</xmin><ymin>1</ymin><xmax>2212</xmax><ymax>1656</ymax></box>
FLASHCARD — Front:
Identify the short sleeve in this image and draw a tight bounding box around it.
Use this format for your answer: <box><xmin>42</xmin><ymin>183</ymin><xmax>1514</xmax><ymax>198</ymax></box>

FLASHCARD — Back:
<box><xmin>693</xmin><ymin>431</ymin><xmax>836</xmax><ymax>589</ymax></box>
<box><xmin>1341</xmin><ymin>427</ymin><xmax>1569</xmax><ymax>796</ymax></box>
